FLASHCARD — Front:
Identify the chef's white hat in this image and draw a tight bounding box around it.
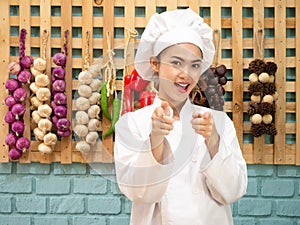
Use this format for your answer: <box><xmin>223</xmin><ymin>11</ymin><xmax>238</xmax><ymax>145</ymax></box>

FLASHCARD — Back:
<box><xmin>134</xmin><ymin>8</ymin><xmax>215</xmax><ymax>80</ymax></box>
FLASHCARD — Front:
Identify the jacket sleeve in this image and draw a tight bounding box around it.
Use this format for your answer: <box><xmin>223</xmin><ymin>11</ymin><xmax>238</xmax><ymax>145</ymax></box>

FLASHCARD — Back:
<box><xmin>200</xmin><ymin>111</ymin><xmax>248</xmax><ymax>205</ymax></box>
<box><xmin>114</xmin><ymin>108</ymin><xmax>174</xmax><ymax>203</ymax></box>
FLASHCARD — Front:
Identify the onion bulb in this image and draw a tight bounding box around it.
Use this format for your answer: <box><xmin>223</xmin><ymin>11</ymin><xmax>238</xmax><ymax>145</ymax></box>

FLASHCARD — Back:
<box><xmin>20</xmin><ymin>56</ymin><xmax>33</xmax><ymax>69</ymax></box>
<box><xmin>12</xmin><ymin>121</ymin><xmax>25</xmax><ymax>136</ymax></box>
<box><xmin>54</xmin><ymin>105</ymin><xmax>67</xmax><ymax>118</ymax></box>
<box><xmin>52</xmin><ymin>67</ymin><xmax>65</xmax><ymax>80</ymax></box>
<box><xmin>57</xmin><ymin>129</ymin><xmax>71</xmax><ymax>137</ymax></box>
<box><xmin>13</xmin><ymin>87</ymin><xmax>27</xmax><ymax>102</ymax></box>
<box><xmin>53</xmin><ymin>53</ymin><xmax>66</xmax><ymax>67</ymax></box>
<box><xmin>11</xmin><ymin>103</ymin><xmax>26</xmax><ymax>118</ymax></box>
<box><xmin>53</xmin><ymin>93</ymin><xmax>67</xmax><ymax>105</ymax></box>
<box><xmin>9</xmin><ymin>148</ymin><xmax>23</xmax><ymax>160</ymax></box>
<box><xmin>5</xmin><ymin>133</ymin><xmax>18</xmax><ymax>146</ymax></box>
<box><xmin>8</xmin><ymin>62</ymin><xmax>21</xmax><ymax>75</ymax></box>
<box><xmin>5</xmin><ymin>111</ymin><xmax>16</xmax><ymax>124</ymax></box>
<box><xmin>5</xmin><ymin>95</ymin><xmax>17</xmax><ymax>108</ymax></box>
<box><xmin>18</xmin><ymin>70</ymin><xmax>32</xmax><ymax>83</ymax></box>
<box><xmin>5</xmin><ymin>79</ymin><xmax>20</xmax><ymax>92</ymax></box>
<box><xmin>16</xmin><ymin>137</ymin><xmax>30</xmax><ymax>152</ymax></box>
<box><xmin>56</xmin><ymin>118</ymin><xmax>71</xmax><ymax>131</ymax></box>
<box><xmin>52</xmin><ymin>80</ymin><xmax>66</xmax><ymax>93</ymax></box>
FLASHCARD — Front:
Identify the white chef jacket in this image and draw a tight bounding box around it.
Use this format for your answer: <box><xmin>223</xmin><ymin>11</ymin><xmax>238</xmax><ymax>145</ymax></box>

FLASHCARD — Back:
<box><xmin>114</xmin><ymin>97</ymin><xmax>247</xmax><ymax>225</ymax></box>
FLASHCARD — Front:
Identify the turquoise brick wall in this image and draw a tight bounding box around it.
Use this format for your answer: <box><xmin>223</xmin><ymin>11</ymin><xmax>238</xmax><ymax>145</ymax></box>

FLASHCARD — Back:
<box><xmin>0</xmin><ymin>163</ymin><xmax>299</xmax><ymax>225</ymax></box>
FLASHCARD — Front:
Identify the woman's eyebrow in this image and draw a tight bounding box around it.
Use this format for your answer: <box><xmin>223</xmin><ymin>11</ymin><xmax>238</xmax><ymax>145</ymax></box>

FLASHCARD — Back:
<box><xmin>171</xmin><ymin>56</ymin><xmax>202</xmax><ymax>63</ymax></box>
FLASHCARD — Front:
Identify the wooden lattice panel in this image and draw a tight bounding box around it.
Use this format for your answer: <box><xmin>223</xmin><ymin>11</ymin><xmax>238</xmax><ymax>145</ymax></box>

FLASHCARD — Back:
<box><xmin>0</xmin><ymin>0</ymin><xmax>299</xmax><ymax>164</ymax></box>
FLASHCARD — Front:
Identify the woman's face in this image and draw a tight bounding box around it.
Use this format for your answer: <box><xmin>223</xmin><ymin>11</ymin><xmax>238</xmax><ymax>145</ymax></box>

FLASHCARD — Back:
<box><xmin>150</xmin><ymin>43</ymin><xmax>203</xmax><ymax>104</ymax></box>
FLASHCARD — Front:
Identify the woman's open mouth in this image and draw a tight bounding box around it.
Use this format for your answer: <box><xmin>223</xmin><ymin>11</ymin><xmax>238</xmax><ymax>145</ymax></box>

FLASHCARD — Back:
<box><xmin>174</xmin><ymin>82</ymin><xmax>189</xmax><ymax>93</ymax></box>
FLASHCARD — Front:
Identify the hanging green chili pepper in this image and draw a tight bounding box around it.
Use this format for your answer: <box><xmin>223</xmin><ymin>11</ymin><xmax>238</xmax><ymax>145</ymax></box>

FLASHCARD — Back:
<box><xmin>100</xmin><ymin>82</ymin><xmax>112</xmax><ymax>120</ymax></box>
<box><xmin>103</xmin><ymin>96</ymin><xmax>121</xmax><ymax>138</ymax></box>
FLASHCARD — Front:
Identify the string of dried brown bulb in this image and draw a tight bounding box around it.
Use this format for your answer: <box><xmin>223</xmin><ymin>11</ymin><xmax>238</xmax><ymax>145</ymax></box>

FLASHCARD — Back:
<box><xmin>247</xmin><ymin>59</ymin><xmax>279</xmax><ymax>137</ymax></box>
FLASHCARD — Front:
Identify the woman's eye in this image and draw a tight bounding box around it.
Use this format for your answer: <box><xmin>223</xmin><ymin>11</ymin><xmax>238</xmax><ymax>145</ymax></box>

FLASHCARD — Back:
<box><xmin>192</xmin><ymin>64</ymin><xmax>201</xmax><ymax>69</ymax></box>
<box><xmin>171</xmin><ymin>61</ymin><xmax>181</xmax><ymax>66</ymax></box>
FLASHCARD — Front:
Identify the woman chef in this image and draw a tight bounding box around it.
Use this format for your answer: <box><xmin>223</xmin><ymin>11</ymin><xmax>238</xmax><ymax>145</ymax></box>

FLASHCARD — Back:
<box><xmin>114</xmin><ymin>8</ymin><xmax>248</xmax><ymax>225</ymax></box>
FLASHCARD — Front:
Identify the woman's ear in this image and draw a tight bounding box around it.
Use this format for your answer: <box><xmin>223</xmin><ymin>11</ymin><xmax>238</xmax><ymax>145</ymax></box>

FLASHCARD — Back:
<box><xmin>150</xmin><ymin>56</ymin><xmax>159</xmax><ymax>72</ymax></box>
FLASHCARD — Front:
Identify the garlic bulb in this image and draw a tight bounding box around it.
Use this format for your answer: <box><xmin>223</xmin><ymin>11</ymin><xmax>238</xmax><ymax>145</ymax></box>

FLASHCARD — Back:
<box><xmin>32</xmin><ymin>110</ymin><xmax>42</xmax><ymax>124</ymax></box>
<box><xmin>269</xmin><ymin>75</ymin><xmax>275</xmax><ymax>83</ymax></box>
<box><xmin>250</xmin><ymin>95</ymin><xmax>261</xmax><ymax>103</ymax></box>
<box><xmin>75</xmin><ymin>97</ymin><xmax>90</xmax><ymax>111</ymax></box>
<box><xmin>37</xmin><ymin>104</ymin><xmax>52</xmax><ymax>118</ymax></box>
<box><xmin>33</xmin><ymin>58</ymin><xmax>47</xmax><ymax>72</ymax></box>
<box><xmin>85</xmin><ymin>131</ymin><xmax>98</xmax><ymax>145</ymax></box>
<box><xmin>38</xmin><ymin>143</ymin><xmax>53</xmax><ymax>154</ymax></box>
<box><xmin>88</xmin><ymin>63</ymin><xmax>101</xmax><ymax>78</ymax></box>
<box><xmin>43</xmin><ymin>133</ymin><xmax>57</xmax><ymax>145</ymax></box>
<box><xmin>262</xmin><ymin>95</ymin><xmax>274</xmax><ymax>103</ymax></box>
<box><xmin>75</xmin><ymin>111</ymin><xmax>89</xmax><ymax>125</ymax></box>
<box><xmin>36</xmin><ymin>88</ymin><xmax>51</xmax><ymax>102</ymax></box>
<box><xmin>258</xmin><ymin>72</ymin><xmax>270</xmax><ymax>83</ymax></box>
<box><xmin>35</xmin><ymin>74</ymin><xmax>50</xmax><ymax>87</ymax></box>
<box><xmin>31</xmin><ymin>96</ymin><xmax>43</xmax><ymax>109</ymax></box>
<box><xmin>250</xmin><ymin>114</ymin><xmax>263</xmax><ymax>124</ymax></box>
<box><xmin>76</xmin><ymin>141</ymin><xmax>91</xmax><ymax>154</ymax></box>
<box><xmin>87</xmin><ymin>119</ymin><xmax>102</xmax><ymax>131</ymax></box>
<box><xmin>88</xmin><ymin>105</ymin><xmax>101</xmax><ymax>119</ymax></box>
<box><xmin>249</xmin><ymin>73</ymin><xmax>258</xmax><ymax>83</ymax></box>
<box><xmin>38</xmin><ymin>118</ymin><xmax>52</xmax><ymax>132</ymax></box>
<box><xmin>262</xmin><ymin>114</ymin><xmax>272</xmax><ymax>124</ymax></box>
<box><xmin>78</xmin><ymin>84</ymin><xmax>92</xmax><ymax>98</ymax></box>
<box><xmin>29</xmin><ymin>82</ymin><xmax>41</xmax><ymax>93</ymax></box>
<box><xmin>34</xmin><ymin>127</ymin><xmax>46</xmax><ymax>141</ymax></box>
<box><xmin>88</xmin><ymin>92</ymin><xmax>101</xmax><ymax>105</ymax></box>
<box><xmin>78</xmin><ymin>70</ymin><xmax>93</xmax><ymax>85</ymax></box>
<box><xmin>89</xmin><ymin>79</ymin><xmax>102</xmax><ymax>92</ymax></box>
<box><xmin>30</xmin><ymin>66</ymin><xmax>42</xmax><ymax>77</ymax></box>
<box><xmin>73</xmin><ymin>124</ymin><xmax>89</xmax><ymax>138</ymax></box>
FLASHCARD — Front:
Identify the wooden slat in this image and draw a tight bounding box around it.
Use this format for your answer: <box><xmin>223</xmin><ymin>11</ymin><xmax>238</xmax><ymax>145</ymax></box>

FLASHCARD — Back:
<box><xmin>39</xmin><ymin>0</ymin><xmax>52</xmax><ymax>164</ymax></box>
<box><xmin>252</xmin><ymin>0</ymin><xmax>265</xmax><ymax>164</ymax></box>
<box><xmin>296</xmin><ymin>1</ymin><xmax>300</xmax><ymax>165</ymax></box>
<box><xmin>0</xmin><ymin>0</ymin><xmax>10</xmax><ymax>163</ymax></box>
<box><xmin>60</xmin><ymin>0</ymin><xmax>73</xmax><ymax>164</ymax></box>
<box><xmin>18</xmin><ymin>0</ymin><xmax>31</xmax><ymax>163</ymax></box>
<box><xmin>231</xmin><ymin>0</ymin><xmax>244</xmax><ymax>148</ymax></box>
<box><xmin>274</xmin><ymin>0</ymin><xmax>286</xmax><ymax>164</ymax></box>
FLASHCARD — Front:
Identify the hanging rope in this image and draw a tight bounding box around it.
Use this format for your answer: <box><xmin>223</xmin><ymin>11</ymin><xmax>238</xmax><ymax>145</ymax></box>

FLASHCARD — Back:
<box><xmin>118</xmin><ymin>28</ymin><xmax>138</xmax><ymax>114</ymax></box>
<box><xmin>84</xmin><ymin>31</ymin><xmax>90</xmax><ymax>70</ymax></box>
<box><xmin>102</xmin><ymin>32</ymin><xmax>116</xmax><ymax>97</ymax></box>
<box><xmin>42</xmin><ymin>30</ymin><xmax>49</xmax><ymax>60</ymax></box>
<box><xmin>255</xmin><ymin>28</ymin><xmax>264</xmax><ymax>60</ymax></box>
<box><xmin>212</xmin><ymin>29</ymin><xmax>220</xmax><ymax>67</ymax></box>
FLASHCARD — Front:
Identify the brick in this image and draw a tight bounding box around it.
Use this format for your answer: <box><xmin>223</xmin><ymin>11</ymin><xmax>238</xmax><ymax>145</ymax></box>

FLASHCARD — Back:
<box><xmin>276</xmin><ymin>200</ymin><xmax>300</xmax><ymax>217</ymax></box>
<box><xmin>0</xmin><ymin>216</ymin><xmax>31</xmax><ymax>225</ymax></box>
<box><xmin>35</xmin><ymin>217</ymin><xmax>69</xmax><ymax>225</ymax></box>
<box><xmin>54</xmin><ymin>163</ymin><xmax>87</xmax><ymax>175</ymax></box>
<box><xmin>258</xmin><ymin>219</ymin><xmax>293</xmax><ymax>225</ymax></box>
<box><xmin>16</xmin><ymin>196</ymin><xmax>46</xmax><ymax>213</ymax></box>
<box><xmin>88</xmin><ymin>197</ymin><xmax>121</xmax><ymax>214</ymax></box>
<box><xmin>73</xmin><ymin>177</ymin><xmax>107</xmax><ymax>194</ymax></box>
<box><xmin>262</xmin><ymin>179</ymin><xmax>294</xmax><ymax>197</ymax></box>
<box><xmin>0</xmin><ymin>176</ymin><xmax>32</xmax><ymax>193</ymax></box>
<box><xmin>49</xmin><ymin>197</ymin><xmax>84</xmax><ymax>214</ymax></box>
<box><xmin>16</xmin><ymin>163</ymin><xmax>50</xmax><ymax>174</ymax></box>
<box><xmin>0</xmin><ymin>197</ymin><xmax>12</xmax><ymax>213</ymax></box>
<box><xmin>36</xmin><ymin>177</ymin><xmax>70</xmax><ymax>194</ymax></box>
<box><xmin>277</xmin><ymin>165</ymin><xmax>300</xmax><ymax>177</ymax></box>
<box><xmin>238</xmin><ymin>199</ymin><xmax>272</xmax><ymax>216</ymax></box>
<box><xmin>245</xmin><ymin>179</ymin><xmax>258</xmax><ymax>196</ymax></box>
<box><xmin>111</xmin><ymin>181</ymin><xmax>122</xmax><ymax>194</ymax></box>
<box><xmin>110</xmin><ymin>216</ymin><xmax>130</xmax><ymax>225</ymax></box>
<box><xmin>0</xmin><ymin>163</ymin><xmax>12</xmax><ymax>174</ymax></box>
<box><xmin>247</xmin><ymin>165</ymin><xmax>274</xmax><ymax>177</ymax></box>
<box><xmin>124</xmin><ymin>198</ymin><xmax>132</xmax><ymax>214</ymax></box>
<box><xmin>73</xmin><ymin>216</ymin><xmax>106</xmax><ymax>225</ymax></box>
<box><xmin>90</xmin><ymin>163</ymin><xmax>115</xmax><ymax>175</ymax></box>
<box><xmin>233</xmin><ymin>218</ymin><xmax>256</xmax><ymax>225</ymax></box>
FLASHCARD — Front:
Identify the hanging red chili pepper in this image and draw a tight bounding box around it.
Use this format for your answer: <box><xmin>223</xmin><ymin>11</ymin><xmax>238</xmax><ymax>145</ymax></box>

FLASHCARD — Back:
<box><xmin>139</xmin><ymin>90</ymin><xmax>156</xmax><ymax>108</ymax></box>
<box><xmin>129</xmin><ymin>69</ymin><xmax>149</xmax><ymax>92</ymax></box>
